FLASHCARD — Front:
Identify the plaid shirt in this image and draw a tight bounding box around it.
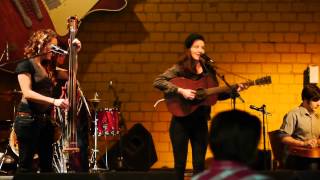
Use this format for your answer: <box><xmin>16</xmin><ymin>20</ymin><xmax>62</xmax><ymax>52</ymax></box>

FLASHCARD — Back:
<box><xmin>192</xmin><ymin>160</ymin><xmax>270</xmax><ymax>180</ymax></box>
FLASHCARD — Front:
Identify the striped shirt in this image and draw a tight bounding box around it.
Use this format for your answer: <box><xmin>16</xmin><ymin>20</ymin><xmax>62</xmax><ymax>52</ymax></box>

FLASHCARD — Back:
<box><xmin>192</xmin><ymin>160</ymin><xmax>270</xmax><ymax>180</ymax></box>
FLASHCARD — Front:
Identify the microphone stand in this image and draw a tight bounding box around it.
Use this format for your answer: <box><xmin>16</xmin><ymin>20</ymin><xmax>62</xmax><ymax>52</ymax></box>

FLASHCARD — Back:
<box><xmin>200</xmin><ymin>57</ymin><xmax>246</xmax><ymax>110</ymax></box>
<box><xmin>250</xmin><ymin>104</ymin><xmax>271</xmax><ymax>170</ymax></box>
<box><xmin>109</xmin><ymin>82</ymin><xmax>127</xmax><ymax>170</ymax></box>
<box><xmin>0</xmin><ymin>51</ymin><xmax>59</xmax><ymax>67</ymax></box>
<box><xmin>215</xmin><ymin>71</ymin><xmax>245</xmax><ymax>110</ymax></box>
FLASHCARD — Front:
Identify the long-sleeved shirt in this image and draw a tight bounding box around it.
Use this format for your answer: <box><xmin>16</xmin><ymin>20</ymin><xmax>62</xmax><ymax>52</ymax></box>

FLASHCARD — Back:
<box><xmin>153</xmin><ymin>60</ymin><xmax>230</xmax><ymax>101</ymax></box>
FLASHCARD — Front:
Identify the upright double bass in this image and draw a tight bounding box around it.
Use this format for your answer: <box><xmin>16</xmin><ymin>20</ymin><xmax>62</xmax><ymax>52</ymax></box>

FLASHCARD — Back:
<box><xmin>53</xmin><ymin>16</ymin><xmax>80</xmax><ymax>172</ymax></box>
<box><xmin>64</xmin><ymin>16</ymin><xmax>80</xmax><ymax>153</ymax></box>
<box><xmin>52</xmin><ymin>16</ymin><xmax>89</xmax><ymax>172</ymax></box>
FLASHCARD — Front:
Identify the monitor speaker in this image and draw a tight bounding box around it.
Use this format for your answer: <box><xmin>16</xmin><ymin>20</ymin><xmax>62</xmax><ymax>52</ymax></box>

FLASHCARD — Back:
<box><xmin>99</xmin><ymin>123</ymin><xmax>157</xmax><ymax>171</ymax></box>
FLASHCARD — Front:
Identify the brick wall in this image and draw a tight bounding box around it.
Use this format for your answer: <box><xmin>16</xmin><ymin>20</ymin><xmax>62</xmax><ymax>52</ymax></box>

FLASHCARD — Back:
<box><xmin>76</xmin><ymin>0</ymin><xmax>320</xmax><ymax>169</ymax></box>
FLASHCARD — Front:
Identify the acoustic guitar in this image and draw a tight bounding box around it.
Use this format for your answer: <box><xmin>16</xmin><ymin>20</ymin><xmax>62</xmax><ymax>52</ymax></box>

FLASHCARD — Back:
<box><xmin>288</xmin><ymin>146</ymin><xmax>320</xmax><ymax>158</ymax></box>
<box><xmin>165</xmin><ymin>76</ymin><xmax>272</xmax><ymax>117</ymax></box>
<box><xmin>0</xmin><ymin>0</ymin><xmax>127</xmax><ymax>64</ymax></box>
<box><xmin>41</xmin><ymin>0</ymin><xmax>127</xmax><ymax>36</ymax></box>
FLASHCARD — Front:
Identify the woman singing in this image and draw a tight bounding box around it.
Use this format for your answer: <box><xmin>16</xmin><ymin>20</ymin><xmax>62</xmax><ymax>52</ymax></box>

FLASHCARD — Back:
<box><xmin>153</xmin><ymin>33</ymin><xmax>246</xmax><ymax>180</ymax></box>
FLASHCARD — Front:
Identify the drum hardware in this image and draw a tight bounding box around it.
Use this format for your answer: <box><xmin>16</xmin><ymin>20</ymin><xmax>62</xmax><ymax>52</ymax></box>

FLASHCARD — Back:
<box><xmin>89</xmin><ymin>92</ymin><xmax>108</xmax><ymax>172</ymax></box>
<box><xmin>0</xmin><ymin>90</ymin><xmax>20</xmax><ymax>174</ymax></box>
<box><xmin>0</xmin><ymin>144</ymin><xmax>10</xmax><ymax>174</ymax></box>
<box><xmin>0</xmin><ymin>129</ymin><xmax>16</xmax><ymax>174</ymax></box>
<box><xmin>0</xmin><ymin>42</ymin><xmax>8</xmax><ymax>63</ymax></box>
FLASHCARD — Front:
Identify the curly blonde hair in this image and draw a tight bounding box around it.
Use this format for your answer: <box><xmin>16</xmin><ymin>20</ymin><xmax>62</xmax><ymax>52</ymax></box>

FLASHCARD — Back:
<box><xmin>24</xmin><ymin>29</ymin><xmax>57</xmax><ymax>58</ymax></box>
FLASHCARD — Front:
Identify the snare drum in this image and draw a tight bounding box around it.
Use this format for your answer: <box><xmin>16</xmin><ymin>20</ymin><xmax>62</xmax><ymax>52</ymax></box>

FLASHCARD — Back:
<box><xmin>97</xmin><ymin>108</ymin><xmax>120</xmax><ymax>136</ymax></box>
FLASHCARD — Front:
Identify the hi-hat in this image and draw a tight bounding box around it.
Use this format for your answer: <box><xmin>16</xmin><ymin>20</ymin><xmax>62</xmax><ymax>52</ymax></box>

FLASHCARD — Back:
<box><xmin>89</xmin><ymin>92</ymin><xmax>101</xmax><ymax>103</ymax></box>
<box><xmin>89</xmin><ymin>98</ymin><xmax>101</xmax><ymax>103</ymax></box>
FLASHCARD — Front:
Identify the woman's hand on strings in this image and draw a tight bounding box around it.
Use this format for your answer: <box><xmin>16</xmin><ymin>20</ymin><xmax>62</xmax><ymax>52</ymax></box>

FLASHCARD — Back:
<box><xmin>178</xmin><ymin>88</ymin><xmax>196</xmax><ymax>100</ymax></box>
<box><xmin>68</xmin><ymin>38</ymin><xmax>81</xmax><ymax>52</ymax></box>
<box><xmin>236</xmin><ymin>83</ymin><xmax>249</xmax><ymax>92</ymax></box>
<box><xmin>53</xmin><ymin>98</ymin><xmax>69</xmax><ymax>109</ymax></box>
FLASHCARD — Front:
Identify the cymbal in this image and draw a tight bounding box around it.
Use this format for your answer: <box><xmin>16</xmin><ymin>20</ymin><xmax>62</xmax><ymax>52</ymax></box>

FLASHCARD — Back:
<box><xmin>0</xmin><ymin>119</ymin><xmax>13</xmax><ymax>127</ymax></box>
<box><xmin>0</xmin><ymin>90</ymin><xmax>22</xmax><ymax>95</ymax></box>
<box><xmin>88</xmin><ymin>98</ymin><xmax>101</xmax><ymax>103</ymax></box>
<box><xmin>89</xmin><ymin>92</ymin><xmax>101</xmax><ymax>102</ymax></box>
<box><xmin>0</xmin><ymin>90</ymin><xmax>22</xmax><ymax>102</ymax></box>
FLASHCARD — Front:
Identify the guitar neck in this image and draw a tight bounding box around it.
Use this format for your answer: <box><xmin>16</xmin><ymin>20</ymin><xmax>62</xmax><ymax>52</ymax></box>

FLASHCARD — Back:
<box><xmin>205</xmin><ymin>85</ymin><xmax>235</xmax><ymax>96</ymax></box>
<box><xmin>205</xmin><ymin>81</ymin><xmax>255</xmax><ymax>96</ymax></box>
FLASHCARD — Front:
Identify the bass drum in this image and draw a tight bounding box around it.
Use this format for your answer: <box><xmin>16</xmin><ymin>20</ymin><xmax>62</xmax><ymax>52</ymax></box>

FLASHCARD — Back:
<box><xmin>9</xmin><ymin>123</ymin><xmax>61</xmax><ymax>159</ymax></box>
<box><xmin>9</xmin><ymin>129</ymin><xmax>38</xmax><ymax>159</ymax></box>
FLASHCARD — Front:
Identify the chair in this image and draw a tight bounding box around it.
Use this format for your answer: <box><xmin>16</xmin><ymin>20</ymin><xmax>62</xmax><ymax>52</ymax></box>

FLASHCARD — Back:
<box><xmin>268</xmin><ymin>130</ymin><xmax>286</xmax><ymax>169</ymax></box>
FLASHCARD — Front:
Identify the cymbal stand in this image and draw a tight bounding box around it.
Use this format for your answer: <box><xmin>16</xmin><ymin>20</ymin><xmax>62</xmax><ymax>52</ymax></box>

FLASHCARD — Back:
<box><xmin>0</xmin><ymin>42</ymin><xmax>8</xmax><ymax>63</ymax></box>
<box><xmin>0</xmin><ymin>144</ymin><xmax>10</xmax><ymax>174</ymax></box>
<box><xmin>89</xmin><ymin>93</ymin><xmax>107</xmax><ymax>172</ymax></box>
<box><xmin>0</xmin><ymin>42</ymin><xmax>14</xmax><ymax>74</ymax></box>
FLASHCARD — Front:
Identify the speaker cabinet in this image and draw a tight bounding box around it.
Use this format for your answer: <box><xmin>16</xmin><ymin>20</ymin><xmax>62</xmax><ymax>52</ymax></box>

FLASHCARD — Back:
<box><xmin>100</xmin><ymin>123</ymin><xmax>157</xmax><ymax>171</ymax></box>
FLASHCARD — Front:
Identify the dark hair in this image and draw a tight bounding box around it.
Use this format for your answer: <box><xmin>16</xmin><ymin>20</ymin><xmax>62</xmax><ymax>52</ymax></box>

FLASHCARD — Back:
<box><xmin>177</xmin><ymin>53</ymin><xmax>197</xmax><ymax>74</ymax></box>
<box><xmin>184</xmin><ymin>33</ymin><xmax>205</xmax><ymax>49</ymax></box>
<box><xmin>209</xmin><ymin>110</ymin><xmax>261</xmax><ymax>164</ymax></box>
<box><xmin>302</xmin><ymin>84</ymin><xmax>320</xmax><ymax>101</ymax></box>
<box><xmin>177</xmin><ymin>33</ymin><xmax>205</xmax><ymax>74</ymax></box>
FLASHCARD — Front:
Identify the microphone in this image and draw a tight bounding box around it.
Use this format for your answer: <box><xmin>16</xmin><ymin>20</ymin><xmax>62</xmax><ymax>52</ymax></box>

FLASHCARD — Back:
<box><xmin>108</xmin><ymin>80</ymin><xmax>113</xmax><ymax>88</ymax></box>
<box><xmin>250</xmin><ymin>104</ymin><xmax>271</xmax><ymax>115</ymax></box>
<box><xmin>249</xmin><ymin>105</ymin><xmax>262</xmax><ymax>111</ymax></box>
<box><xmin>200</xmin><ymin>54</ymin><xmax>215</xmax><ymax>63</ymax></box>
<box><xmin>50</xmin><ymin>44</ymin><xmax>68</xmax><ymax>55</ymax></box>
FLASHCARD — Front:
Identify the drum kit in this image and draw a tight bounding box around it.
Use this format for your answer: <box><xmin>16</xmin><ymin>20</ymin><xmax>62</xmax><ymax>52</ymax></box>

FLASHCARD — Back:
<box><xmin>88</xmin><ymin>92</ymin><xmax>120</xmax><ymax>172</ymax></box>
<box><xmin>0</xmin><ymin>88</ymin><xmax>122</xmax><ymax>174</ymax></box>
<box><xmin>0</xmin><ymin>44</ymin><xmax>123</xmax><ymax>173</ymax></box>
<box><xmin>0</xmin><ymin>89</ymin><xmax>21</xmax><ymax>174</ymax></box>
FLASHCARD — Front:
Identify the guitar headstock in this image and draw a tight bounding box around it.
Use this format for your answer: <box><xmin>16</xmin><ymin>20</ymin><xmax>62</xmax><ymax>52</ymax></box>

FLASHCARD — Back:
<box><xmin>255</xmin><ymin>76</ymin><xmax>272</xmax><ymax>85</ymax></box>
